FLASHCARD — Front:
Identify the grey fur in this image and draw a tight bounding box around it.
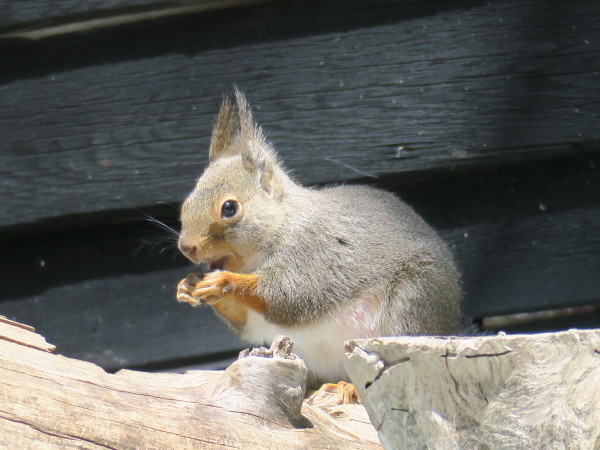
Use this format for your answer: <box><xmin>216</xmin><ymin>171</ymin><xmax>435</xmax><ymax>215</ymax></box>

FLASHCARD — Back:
<box><xmin>180</xmin><ymin>90</ymin><xmax>462</xmax><ymax>349</ymax></box>
<box><xmin>258</xmin><ymin>183</ymin><xmax>461</xmax><ymax>334</ymax></box>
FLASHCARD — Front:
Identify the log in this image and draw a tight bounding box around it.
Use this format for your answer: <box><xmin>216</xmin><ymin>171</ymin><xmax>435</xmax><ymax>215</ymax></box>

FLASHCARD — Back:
<box><xmin>0</xmin><ymin>320</ymin><xmax>381</xmax><ymax>449</ymax></box>
<box><xmin>344</xmin><ymin>330</ymin><xmax>600</xmax><ymax>449</ymax></box>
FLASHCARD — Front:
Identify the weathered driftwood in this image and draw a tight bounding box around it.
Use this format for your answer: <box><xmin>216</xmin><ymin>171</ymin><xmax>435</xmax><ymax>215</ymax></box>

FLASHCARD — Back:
<box><xmin>0</xmin><ymin>317</ymin><xmax>380</xmax><ymax>449</ymax></box>
<box><xmin>345</xmin><ymin>329</ymin><xmax>600</xmax><ymax>450</ymax></box>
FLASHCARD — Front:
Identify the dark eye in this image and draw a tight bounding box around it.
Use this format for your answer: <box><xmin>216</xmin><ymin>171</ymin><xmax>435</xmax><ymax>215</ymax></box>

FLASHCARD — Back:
<box><xmin>221</xmin><ymin>200</ymin><xmax>238</xmax><ymax>219</ymax></box>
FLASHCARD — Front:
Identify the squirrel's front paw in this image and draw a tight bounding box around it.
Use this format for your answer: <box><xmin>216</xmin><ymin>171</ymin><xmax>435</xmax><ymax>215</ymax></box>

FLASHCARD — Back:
<box><xmin>192</xmin><ymin>271</ymin><xmax>231</xmax><ymax>305</ymax></box>
<box><xmin>176</xmin><ymin>273</ymin><xmax>205</xmax><ymax>307</ymax></box>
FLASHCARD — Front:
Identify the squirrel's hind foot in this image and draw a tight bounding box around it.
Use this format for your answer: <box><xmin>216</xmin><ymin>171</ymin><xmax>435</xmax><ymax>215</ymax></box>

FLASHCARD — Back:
<box><xmin>308</xmin><ymin>381</ymin><xmax>360</xmax><ymax>405</ymax></box>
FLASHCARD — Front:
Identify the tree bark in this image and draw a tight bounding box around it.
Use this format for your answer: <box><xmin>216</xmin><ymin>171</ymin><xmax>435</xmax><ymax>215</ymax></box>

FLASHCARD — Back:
<box><xmin>0</xmin><ymin>316</ymin><xmax>380</xmax><ymax>449</ymax></box>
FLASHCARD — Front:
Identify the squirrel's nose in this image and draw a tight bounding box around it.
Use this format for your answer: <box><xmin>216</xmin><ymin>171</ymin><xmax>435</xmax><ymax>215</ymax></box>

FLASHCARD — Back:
<box><xmin>178</xmin><ymin>239</ymin><xmax>196</xmax><ymax>258</ymax></box>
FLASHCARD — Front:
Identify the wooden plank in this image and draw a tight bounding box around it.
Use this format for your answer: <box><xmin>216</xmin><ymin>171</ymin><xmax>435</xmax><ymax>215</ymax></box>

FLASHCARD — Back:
<box><xmin>394</xmin><ymin>152</ymin><xmax>600</xmax><ymax>319</ymax></box>
<box><xmin>0</xmin><ymin>0</ymin><xmax>162</xmax><ymax>29</ymax></box>
<box><xmin>0</xmin><ymin>0</ymin><xmax>157</xmax><ymax>30</ymax></box>
<box><xmin>0</xmin><ymin>0</ymin><xmax>273</xmax><ymax>40</ymax></box>
<box><xmin>0</xmin><ymin>267</ymin><xmax>245</xmax><ymax>370</ymax></box>
<box><xmin>449</xmin><ymin>207</ymin><xmax>600</xmax><ymax>318</ymax></box>
<box><xmin>0</xmin><ymin>0</ymin><xmax>599</xmax><ymax>227</ymax></box>
<box><xmin>0</xmin><ymin>0</ymin><xmax>266</xmax><ymax>32</ymax></box>
<box><xmin>482</xmin><ymin>305</ymin><xmax>600</xmax><ymax>331</ymax></box>
<box><xmin>0</xmin><ymin>215</ymin><xmax>243</xmax><ymax>370</ymax></box>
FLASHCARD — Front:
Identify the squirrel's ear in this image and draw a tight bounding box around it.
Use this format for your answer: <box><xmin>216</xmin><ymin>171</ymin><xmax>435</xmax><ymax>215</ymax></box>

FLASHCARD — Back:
<box><xmin>235</xmin><ymin>89</ymin><xmax>285</xmax><ymax>199</ymax></box>
<box><xmin>208</xmin><ymin>96</ymin><xmax>240</xmax><ymax>161</ymax></box>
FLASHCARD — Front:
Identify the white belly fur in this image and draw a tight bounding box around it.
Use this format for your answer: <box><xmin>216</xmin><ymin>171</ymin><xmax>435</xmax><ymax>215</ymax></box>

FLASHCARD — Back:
<box><xmin>241</xmin><ymin>302</ymin><xmax>380</xmax><ymax>382</ymax></box>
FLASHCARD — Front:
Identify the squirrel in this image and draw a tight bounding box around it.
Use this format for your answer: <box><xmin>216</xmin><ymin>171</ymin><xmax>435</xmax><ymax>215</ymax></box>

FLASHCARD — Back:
<box><xmin>176</xmin><ymin>89</ymin><xmax>462</xmax><ymax>392</ymax></box>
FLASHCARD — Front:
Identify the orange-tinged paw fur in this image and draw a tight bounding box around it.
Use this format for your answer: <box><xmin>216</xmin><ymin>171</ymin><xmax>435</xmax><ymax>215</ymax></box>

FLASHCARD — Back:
<box><xmin>177</xmin><ymin>271</ymin><xmax>267</xmax><ymax>319</ymax></box>
<box><xmin>309</xmin><ymin>381</ymin><xmax>360</xmax><ymax>405</ymax></box>
<box><xmin>192</xmin><ymin>271</ymin><xmax>231</xmax><ymax>305</ymax></box>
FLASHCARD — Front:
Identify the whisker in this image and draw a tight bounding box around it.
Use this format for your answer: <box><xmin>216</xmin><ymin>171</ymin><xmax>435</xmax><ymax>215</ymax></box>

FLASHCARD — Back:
<box><xmin>134</xmin><ymin>237</ymin><xmax>182</xmax><ymax>261</ymax></box>
<box><xmin>129</xmin><ymin>211</ymin><xmax>184</xmax><ymax>259</ymax></box>
<box><xmin>142</xmin><ymin>214</ymin><xmax>180</xmax><ymax>238</ymax></box>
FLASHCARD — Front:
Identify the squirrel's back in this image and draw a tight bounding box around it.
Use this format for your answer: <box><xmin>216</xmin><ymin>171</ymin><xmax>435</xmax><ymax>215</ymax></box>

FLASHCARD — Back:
<box><xmin>257</xmin><ymin>183</ymin><xmax>461</xmax><ymax>335</ymax></box>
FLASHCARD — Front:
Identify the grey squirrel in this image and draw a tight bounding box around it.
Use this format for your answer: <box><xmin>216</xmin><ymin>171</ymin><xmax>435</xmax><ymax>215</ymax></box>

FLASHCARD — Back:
<box><xmin>176</xmin><ymin>90</ymin><xmax>461</xmax><ymax>386</ymax></box>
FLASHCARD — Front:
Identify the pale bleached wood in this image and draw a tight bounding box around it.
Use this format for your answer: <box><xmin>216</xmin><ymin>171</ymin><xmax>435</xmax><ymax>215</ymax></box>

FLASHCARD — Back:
<box><xmin>0</xmin><ymin>322</ymin><xmax>381</xmax><ymax>449</ymax></box>
<box><xmin>0</xmin><ymin>315</ymin><xmax>35</xmax><ymax>331</ymax></box>
<box><xmin>0</xmin><ymin>315</ymin><xmax>56</xmax><ymax>352</ymax></box>
<box><xmin>344</xmin><ymin>330</ymin><xmax>600</xmax><ymax>450</ymax></box>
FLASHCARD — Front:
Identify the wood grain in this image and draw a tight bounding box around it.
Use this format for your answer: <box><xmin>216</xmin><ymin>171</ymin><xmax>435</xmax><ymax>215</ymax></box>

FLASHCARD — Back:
<box><xmin>0</xmin><ymin>0</ymin><xmax>598</xmax><ymax>227</ymax></box>
<box><xmin>450</xmin><ymin>206</ymin><xmax>600</xmax><ymax>318</ymax></box>
<box><xmin>0</xmin><ymin>323</ymin><xmax>381</xmax><ymax>449</ymax></box>
<box><xmin>0</xmin><ymin>0</ymin><xmax>272</xmax><ymax>40</ymax></box>
<box><xmin>0</xmin><ymin>266</ymin><xmax>245</xmax><ymax>371</ymax></box>
<box><xmin>0</xmin><ymin>0</ymin><xmax>266</xmax><ymax>31</ymax></box>
<box><xmin>0</xmin><ymin>315</ymin><xmax>56</xmax><ymax>352</ymax></box>
<box><xmin>345</xmin><ymin>330</ymin><xmax>600</xmax><ymax>449</ymax></box>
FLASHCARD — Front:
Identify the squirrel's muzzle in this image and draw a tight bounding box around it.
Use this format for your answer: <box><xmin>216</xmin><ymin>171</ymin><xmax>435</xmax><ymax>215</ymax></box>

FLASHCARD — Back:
<box><xmin>178</xmin><ymin>234</ymin><xmax>205</xmax><ymax>263</ymax></box>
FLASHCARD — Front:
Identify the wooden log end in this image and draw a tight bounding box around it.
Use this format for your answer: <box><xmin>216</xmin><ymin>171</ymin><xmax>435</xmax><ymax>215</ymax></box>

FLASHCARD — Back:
<box><xmin>219</xmin><ymin>335</ymin><xmax>310</xmax><ymax>428</ymax></box>
<box><xmin>238</xmin><ymin>334</ymin><xmax>296</xmax><ymax>360</ymax></box>
<box><xmin>345</xmin><ymin>329</ymin><xmax>600</xmax><ymax>449</ymax></box>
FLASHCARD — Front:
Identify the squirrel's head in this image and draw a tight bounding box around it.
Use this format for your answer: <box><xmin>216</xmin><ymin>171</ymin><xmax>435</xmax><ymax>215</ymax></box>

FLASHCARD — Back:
<box><xmin>178</xmin><ymin>90</ymin><xmax>291</xmax><ymax>271</ymax></box>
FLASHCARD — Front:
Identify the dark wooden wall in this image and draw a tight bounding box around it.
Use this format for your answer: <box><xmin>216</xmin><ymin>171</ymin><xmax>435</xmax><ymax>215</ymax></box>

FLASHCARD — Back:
<box><xmin>1</xmin><ymin>0</ymin><xmax>599</xmax><ymax>371</ymax></box>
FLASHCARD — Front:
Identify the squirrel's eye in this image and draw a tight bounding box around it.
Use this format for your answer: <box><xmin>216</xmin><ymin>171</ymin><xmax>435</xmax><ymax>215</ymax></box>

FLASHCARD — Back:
<box><xmin>221</xmin><ymin>200</ymin><xmax>238</xmax><ymax>219</ymax></box>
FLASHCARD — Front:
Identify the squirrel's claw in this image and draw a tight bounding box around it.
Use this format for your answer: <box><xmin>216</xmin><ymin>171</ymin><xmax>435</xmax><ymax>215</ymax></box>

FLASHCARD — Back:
<box><xmin>177</xmin><ymin>291</ymin><xmax>201</xmax><ymax>307</ymax></box>
<box><xmin>176</xmin><ymin>273</ymin><xmax>205</xmax><ymax>307</ymax></box>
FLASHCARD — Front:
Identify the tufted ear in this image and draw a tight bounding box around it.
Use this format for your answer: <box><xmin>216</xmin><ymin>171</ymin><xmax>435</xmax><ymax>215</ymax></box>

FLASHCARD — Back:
<box><xmin>208</xmin><ymin>96</ymin><xmax>240</xmax><ymax>161</ymax></box>
<box><xmin>234</xmin><ymin>89</ymin><xmax>285</xmax><ymax>199</ymax></box>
